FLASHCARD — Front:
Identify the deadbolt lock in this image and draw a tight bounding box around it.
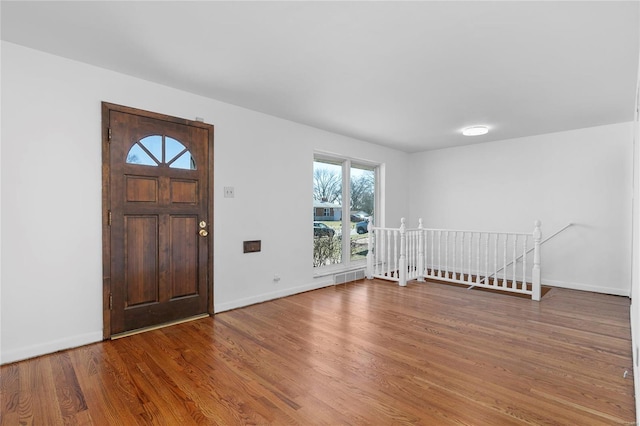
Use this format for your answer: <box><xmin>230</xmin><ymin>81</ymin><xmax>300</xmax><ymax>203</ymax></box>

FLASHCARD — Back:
<box><xmin>199</xmin><ymin>221</ymin><xmax>207</xmax><ymax>229</ymax></box>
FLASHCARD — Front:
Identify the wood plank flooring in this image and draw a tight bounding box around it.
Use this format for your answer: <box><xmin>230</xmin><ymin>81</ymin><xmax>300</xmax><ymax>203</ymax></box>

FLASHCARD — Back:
<box><xmin>1</xmin><ymin>279</ymin><xmax>636</xmax><ymax>425</ymax></box>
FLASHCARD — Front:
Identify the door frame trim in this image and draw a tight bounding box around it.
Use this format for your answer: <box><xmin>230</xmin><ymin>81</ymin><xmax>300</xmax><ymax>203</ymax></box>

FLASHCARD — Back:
<box><xmin>101</xmin><ymin>102</ymin><xmax>214</xmax><ymax>339</ymax></box>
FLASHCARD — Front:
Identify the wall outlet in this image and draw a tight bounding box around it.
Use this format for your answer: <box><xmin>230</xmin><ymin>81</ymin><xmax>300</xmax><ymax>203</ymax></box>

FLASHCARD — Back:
<box><xmin>273</xmin><ymin>274</ymin><xmax>281</xmax><ymax>282</ymax></box>
<box><xmin>224</xmin><ymin>186</ymin><xmax>235</xmax><ymax>198</ymax></box>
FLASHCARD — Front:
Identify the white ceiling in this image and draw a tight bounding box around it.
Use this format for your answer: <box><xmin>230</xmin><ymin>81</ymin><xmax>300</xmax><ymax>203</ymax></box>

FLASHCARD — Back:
<box><xmin>2</xmin><ymin>1</ymin><xmax>638</xmax><ymax>153</ymax></box>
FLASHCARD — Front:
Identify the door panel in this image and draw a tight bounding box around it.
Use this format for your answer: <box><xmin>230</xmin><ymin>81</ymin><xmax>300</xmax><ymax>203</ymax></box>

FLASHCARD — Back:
<box><xmin>126</xmin><ymin>176</ymin><xmax>159</xmax><ymax>202</ymax></box>
<box><xmin>170</xmin><ymin>179</ymin><xmax>198</xmax><ymax>204</ymax></box>
<box><xmin>103</xmin><ymin>103</ymin><xmax>213</xmax><ymax>337</ymax></box>
<box><xmin>125</xmin><ymin>215</ymin><xmax>159</xmax><ymax>307</ymax></box>
<box><xmin>169</xmin><ymin>215</ymin><xmax>199</xmax><ymax>298</ymax></box>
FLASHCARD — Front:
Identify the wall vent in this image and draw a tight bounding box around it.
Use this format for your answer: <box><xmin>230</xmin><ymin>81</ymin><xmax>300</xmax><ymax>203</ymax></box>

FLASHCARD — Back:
<box><xmin>334</xmin><ymin>269</ymin><xmax>366</xmax><ymax>285</ymax></box>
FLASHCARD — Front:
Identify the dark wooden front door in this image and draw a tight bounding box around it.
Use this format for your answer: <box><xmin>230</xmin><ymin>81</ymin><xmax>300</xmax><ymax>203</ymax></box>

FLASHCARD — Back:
<box><xmin>102</xmin><ymin>103</ymin><xmax>213</xmax><ymax>337</ymax></box>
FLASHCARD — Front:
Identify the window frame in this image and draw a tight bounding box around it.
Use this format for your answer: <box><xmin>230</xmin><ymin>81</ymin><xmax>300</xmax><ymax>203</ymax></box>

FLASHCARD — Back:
<box><xmin>313</xmin><ymin>152</ymin><xmax>381</xmax><ymax>272</ymax></box>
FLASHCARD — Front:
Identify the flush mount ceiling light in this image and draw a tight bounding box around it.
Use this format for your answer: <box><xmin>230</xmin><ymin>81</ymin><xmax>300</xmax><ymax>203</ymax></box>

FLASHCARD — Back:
<box><xmin>462</xmin><ymin>125</ymin><xmax>489</xmax><ymax>136</ymax></box>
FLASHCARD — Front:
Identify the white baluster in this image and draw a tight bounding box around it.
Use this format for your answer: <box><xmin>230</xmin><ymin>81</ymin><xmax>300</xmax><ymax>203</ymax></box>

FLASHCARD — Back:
<box><xmin>475</xmin><ymin>232</ymin><xmax>481</xmax><ymax>284</ymax></box>
<box><xmin>451</xmin><ymin>231</ymin><xmax>457</xmax><ymax>280</ymax></box>
<box><xmin>408</xmin><ymin>230</ymin><xmax>412</xmax><ymax>277</ymax></box>
<box><xmin>442</xmin><ymin>230</ymin><xmax>447</xmax><ymax>279</ymax></box>
<box><xmin>385</xmin><ymin>230</ymin><xmax>394</xmax><ymax>276</ymax></box>
<box><xmin>374</xmin><ymin>229</ymin><xmax>380</xmax><ymax>277</ymax></box>
<box><xmin>382</xmin><ymin>229</ymin><xmax>386</xmax><ymax>277</ymax></box>
<box><xmin>418</xmin><ymin>219</ymin><xmax>425</xmax><ymax>281</ymax></box>
<box><xmin>399</xmin><ymin>218</ymin><xmax>407</xmax><ymax>286</ymax></box>
<box><xmin>384</xmin><ymin>230</ymin><xmax>389</xmax><ymax>277</ymax></box>
<box><xmin>424</xmin><ymin>229</ymin><xmax>432</xmax><ymax>275</ymax></box>
<box><xmin>468</xmin><ymin>232</ymin><xmax>473</xmax><ymax>283</ymax></box>
<box><xmin>532</xmin><ymin>220</ymin><xmax>542</xmax><ymax>301</ymax></box>
<box><xmin>412</xmin><ymin>230</ymin><xmax>417</xmax><ymax>277</ymax></box>
<box><xmin>416</xmin><ymin>231</ymin><xmax>419</xmax><ymax>276</ymax></box>
<box><xmin>484</xmin><ymin>233</ymin><xmax>489</xmax><ymax>286</ymax></box>
<box><xmin>408</xmin><ymin>230</ymin><xmax>413</xmax><ymax>277</ymax></box>
<box><xmin>512</xmin><ymin>235</ymin><xmax>517</xmax><ymax>289</ymax></box>
<box><xmin>522</xmin><ymin>235</ymin><xmax>528</xmax><ymax>291</ymax></box>
<box><xmin>384</xmin><ymin>229</ymin><xmax>388</xmax><ymax>277</ymax></box>
<box><xmin>366</xmin><ymin>219</ymin><xmax>373</xmax><ymax>279</ymax></box>
<box><xmin>429</xmin><ymin>230</ymin><xmax>434</xmax><ymax>277</ymax></box>
<box><xmin>493</xmin><ymin>234</ymin><xmax>499</xmax><ymax>287</ymax></box>
<box><xmin>380</xmin><ymin>229</ymin><xmax>384</xmax><ymax>277</ymax></box>
<box><xmin>416</xmin><ymin>230</ymin><xmax>420</xmax><ymax>276</ymax></box>
<box><xmin>438</xmin><ymin>230</ymin><xmax>442</xmax><ymax>278</ymax></box>
<box><xmin>407</xmin><ymin>230</ymin><xmax>412</xmax><ymax>278</ymax></box>
<box><xmin>502</xmin><ymin>234</ymin><xmax>508</xmax><ymax>287</ymax></box>
<box><xmin>456</xmin><ymin>232</ymin><xmax>459</xmax><ymax>281</ymax></box>
<box><xmin>426</xmin><ymin>229</ymin><xmax>430</xmax><ymax>276</ymax></box>
<box><xmin>384</xmin><ymin>230</ymin><xmax>389</xmax><ymax>278</ymax></box>
<box><xmin>378</xmin><ymin>230</ymin><xmax>383</xmax><ymax>277</ymax></box>
<box><xmin>391</xmin><ymin>230</ymin><xmax>396</xmax><ymax>278</ymax></box>
<box><xmin>432</xmin><ymin>230</ymin><xmax>436</xmax><ymax>277</ymax></box>
<box><xmin>460</xmin><ymin>232</ymin><xmax>469</xmax><ymax>282</ymax></box>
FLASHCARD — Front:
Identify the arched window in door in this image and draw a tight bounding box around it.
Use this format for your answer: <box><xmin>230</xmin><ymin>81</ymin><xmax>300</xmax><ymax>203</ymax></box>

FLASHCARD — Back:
<box><xmin>126</xmin><ymin>135</ymin><xmax>196</xmax><ymax>170</ymax></box>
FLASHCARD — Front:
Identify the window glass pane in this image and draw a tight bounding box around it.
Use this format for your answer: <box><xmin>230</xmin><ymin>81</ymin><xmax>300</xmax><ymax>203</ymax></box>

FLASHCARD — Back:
<box><xmin>350</xmin><ymin>165</ymin><xmax>375</xmax><ymax>261</ymax></box>
<box><xmin>313</xmin><ymin>160</ymin><xmax>343</xmax><ymax>267</ymax></box>
<box><xmin>126</xmin><ymin>143</ymin><xmax>159</xmax><ymax>166</ymax></box>
<box><xmin>165</xmin><ymin>136</ymin><xmax>187</xmax><ymax>163</ymax></box>
<box><xmin>139</xmin><ymin>135</ymin><xmax>163</xmax><ymax>163</ymax></box>
<box><xmin>169</xmin><ymin>151</ymin><xmax>197</xmax><ymax>170</ymax></box>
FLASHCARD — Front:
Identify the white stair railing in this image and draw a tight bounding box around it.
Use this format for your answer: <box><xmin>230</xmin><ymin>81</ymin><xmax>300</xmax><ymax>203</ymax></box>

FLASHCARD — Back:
<box><xmin>366</xmin><ymin>219</ymin><xmax>543</xmax><ymax>301</ymax></box>
<box><xmin>474</xmin><ymin>222</ymin><xmax>571</xmax><ymax>292</ymax></box>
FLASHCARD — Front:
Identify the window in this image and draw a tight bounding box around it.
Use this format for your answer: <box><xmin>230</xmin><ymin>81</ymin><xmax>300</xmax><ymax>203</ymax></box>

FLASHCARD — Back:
<box><xmin>313</xmin><ymin>155</ymin><xmax>378</xmax><ymax>268</ymax></box>
<box><xmin>126</xmin><ymin>135</ymin><xmax>196</xmax><ymax>170</ymax></box>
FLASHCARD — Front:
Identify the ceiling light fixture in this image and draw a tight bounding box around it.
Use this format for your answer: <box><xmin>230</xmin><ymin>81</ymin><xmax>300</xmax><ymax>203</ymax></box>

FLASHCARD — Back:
<box><xmin>462</xmin><ymin>125</ymin><xmax>489</xmax><ymax>136</ymax></box>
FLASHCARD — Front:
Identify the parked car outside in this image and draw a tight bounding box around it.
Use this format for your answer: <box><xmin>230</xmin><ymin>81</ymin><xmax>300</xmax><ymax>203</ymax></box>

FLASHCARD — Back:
<box><xmin>356</xmin><ymin>220</ymin><xmax>369</xmax><ymax>234</ymax></box>
<box><xmin>314</xmin><ymin>221</ymin><xmax>335</xmax><ymax>237</ymax></box>
<box><xmin>350</xmin><ymin>211</ymin><xmax>369</xmax><ymax>222</ymax></box>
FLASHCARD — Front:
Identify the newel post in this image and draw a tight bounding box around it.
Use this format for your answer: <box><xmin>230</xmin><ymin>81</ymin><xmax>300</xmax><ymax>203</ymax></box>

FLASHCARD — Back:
<box><xmin>399</xmin><ymin>218</ymin><xmax>407</xmax><ymax>287</ymax></box>
<box><xmin>366</xmin><ymin>218</ymin><xmax>373</xmax><ymax>279</ymax></box>
<box><xmin>417</xmin><ymin>218</ymin><xmax>425</xmax><ymax>282</ymax></box>
<box><xmin>532</xmin><ymin>220</ymin><xmax>542</xmax><ymax>301</ymax></box>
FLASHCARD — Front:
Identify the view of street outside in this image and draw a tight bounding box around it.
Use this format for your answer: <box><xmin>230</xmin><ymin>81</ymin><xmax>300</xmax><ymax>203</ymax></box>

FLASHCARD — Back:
<box><xmin>313</xmin><ymin>159</ymin><xmax>375</xmax><ymax>267</ymax></box>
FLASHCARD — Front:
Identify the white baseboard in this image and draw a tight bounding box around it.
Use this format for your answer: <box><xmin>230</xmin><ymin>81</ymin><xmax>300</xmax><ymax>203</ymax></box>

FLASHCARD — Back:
<box><xmin>542</xmin><ymin>278</ymin><xmax>631</xmax><ymax>297</ymax></box>
<box><xmin>214</xmin><ymin>278</ymin><xmax>335</xmax><ymax>313</ymax></box>
<box><xmin>422</xmin><ymin>265</ymin><xmax>631</xmax><ymax>297</ymax></box>
<box><xmin>631</xmin><ymin>301</ymin><xmax>640</xmax><ymax>426</ymax></box>
<box><xmin>1</xmin><ymin>331</ymin><xmax>103</xmax><ymax>365</ymax></box>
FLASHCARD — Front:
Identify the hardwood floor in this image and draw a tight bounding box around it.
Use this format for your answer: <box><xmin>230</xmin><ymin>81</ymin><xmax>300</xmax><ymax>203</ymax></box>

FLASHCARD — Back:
<box><xmin>1</xmin><ymin>279</ymin><xmax>635</xmax><ymax>425</ymax></box>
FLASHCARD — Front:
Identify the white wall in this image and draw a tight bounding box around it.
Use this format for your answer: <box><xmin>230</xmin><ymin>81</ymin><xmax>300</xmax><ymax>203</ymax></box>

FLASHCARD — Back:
<box><xmin>409</xmin><ymin>123</ymin><xmax>634</xmax><ymax>295</ymax></box>
<box><xmin>0</xmin><ymin>40</ymin><xmax>4</xmax><ymax>364</ymax></box>
<box><xmin>630</xmin><ymin>12</ymin><xmax>640</xmax><ymax>421</ymax></box>
<box><xmin>0</xmin><ymin>42</ymin><xmax>410</xmax><ymax>363</ymax></box>
<box><xmin>632</xmin><ymin>98</ymin><xmax>640</xmax><ymax>426</ymax></box>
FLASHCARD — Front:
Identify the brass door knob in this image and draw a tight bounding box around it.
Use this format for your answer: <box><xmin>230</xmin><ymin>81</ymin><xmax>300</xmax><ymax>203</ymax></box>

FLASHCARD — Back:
<box><xmin>199</xmin><ymin>229</ymin><xmax>209</xmax><ymax>237</ymax></box>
